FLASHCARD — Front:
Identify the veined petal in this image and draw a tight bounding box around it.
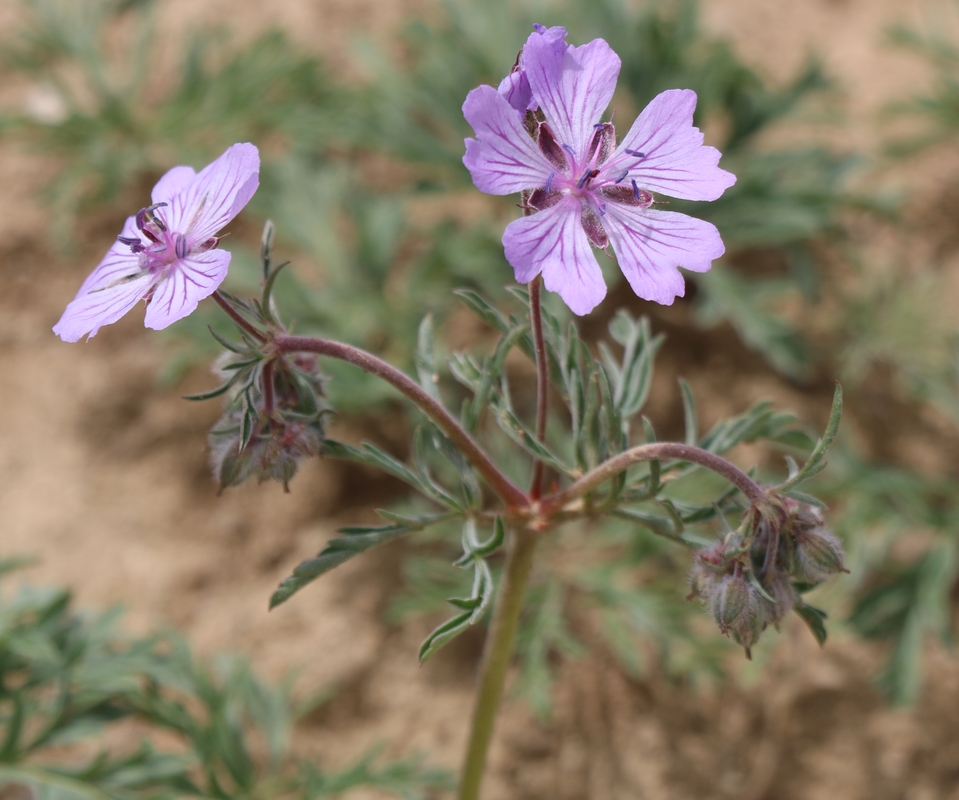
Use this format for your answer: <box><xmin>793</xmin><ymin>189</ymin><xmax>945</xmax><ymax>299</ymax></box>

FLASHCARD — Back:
<box><xmin>497</xmin><ymin>25</ymin><xmax>569</xmax><ymax>113</ymax></box>
<box><xmin>151</xmin><ymin>166</ymin><xmax>196</xmax><ymax>206</ymax></box>
<box><xmin>603</xmin><ymin>205</ymin><xmax>724</xmax><ymax>305</ymax></box>
<box><xmin>54</xmin><ymin>217</ymin><xmax>155</xmax><ymax>342</ymax></box>
<box><xmin>612</xmin><ymin>89</ymin><xmax>736</xmax><ymax>201</ymax></box>
<box><xmin>164</xmin><ymin>143</ymin><xmax>260</xmax><ymax>244</ymax></box>
<box><xmin>463</xmin><ymin>85</ymin><xmax>555</xmax><ymax>194</ymax></box>
<box><xmin>144</xmin><ymin>249</ymin><xmax>231</xmax><ymax>330</ymax></box>
<box><xmin>503</xmin><ymin>198</ymin><xmax>607</xmax><ymax>315</ymax></box>
<box><xmin>524</xmin><ymin>35</ymin><xmax>620</xmax><ymax>156</ymax></box>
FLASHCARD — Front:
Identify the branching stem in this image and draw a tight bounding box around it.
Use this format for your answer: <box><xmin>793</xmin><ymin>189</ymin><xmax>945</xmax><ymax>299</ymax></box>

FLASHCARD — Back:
<box><xmin>538</xmin><ymin>442</ymin><xmax>765</xmax><ymax>517</ymax></box>
<box><xmin>273</xmin><ymin>334</ymin><xmax>529</xmax><ymax>509</ymax></box>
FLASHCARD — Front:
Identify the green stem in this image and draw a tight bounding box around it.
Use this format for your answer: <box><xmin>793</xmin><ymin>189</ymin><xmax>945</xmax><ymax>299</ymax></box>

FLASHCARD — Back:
<box><xmin>273</xmin><ymin>334</ymin><xmax>529</xmax><ymax>509</ymax></box>
<box><xmin>538</xmin><ymin>442</ymin><xmax>765</xmax><ymax>517</ymax></box>
<box><xmin>528</xmin><ymin>277</ymin><xmax>549</xmax><ymax>500</ymax></box>
<box><xmin>458</xmin><ymin>529</ymin><xmax>539</xmax><ymax>800</ymax></box>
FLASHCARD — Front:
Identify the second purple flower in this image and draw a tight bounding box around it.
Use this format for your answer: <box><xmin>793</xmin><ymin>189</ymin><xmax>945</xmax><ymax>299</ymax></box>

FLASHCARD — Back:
<box><xmin>463</xmin><ymin>26</ymin><xmax>736</xmax><ymax>315</ymax></box>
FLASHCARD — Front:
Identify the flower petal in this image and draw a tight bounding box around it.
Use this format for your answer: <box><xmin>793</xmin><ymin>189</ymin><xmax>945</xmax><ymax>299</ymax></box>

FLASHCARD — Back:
<box><xmin>603</xmin><ymin>205</ymin><xmax>725</xmax><ymax>305</ymax></box>
<box><xmin>497</xmin><ymin>25</ymin><xmax>569</xmax><ymax>114</ymax></box>
<box><xmin>463</xmin><ymin>85</ymin><xmax>555</xmax><ymax>195</ymax></box>
<box><xmin>611</xmin><ymin>89</ymin><xmax>736</xmax><ymax>201</ymax></box>
<box><xmin>144</xmin><ymin>249</ymin><xmax>231</xmax><ymax>330</ymax></box>
<box><xmin>503</xmin><ymin>198</ymin><xmax>607</xmax><ymax>315</ymax></box>
<box><xmin>164</xmin><ymin>143</ymin><xmax>260</xmax><ymax>243</ymax></box>
<box><xmin>53</xmin><ymin>217</ymin><xmax>156</xmax><ymax>342</ymax></box>
<box><xmin>523</xmin><ymin>34</ymin><xmax>620</xmax><ymax>157</ymax></box>
<box><xmin>151</xmin><ymin>165</ymin><xmax>196</xmax><ymax>206</ymax></box>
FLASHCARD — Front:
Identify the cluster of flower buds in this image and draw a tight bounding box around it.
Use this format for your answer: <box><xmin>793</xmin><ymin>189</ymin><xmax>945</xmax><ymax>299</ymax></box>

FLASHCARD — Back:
<box><xmin>688</xmin><ymin>497</ymin><xmax>846</xmax><ymax>656</ymax></box>
<box><xmin>209</xmin><ymin>351</ymin><xmax>328</xmax><ymax>492</ymax></box>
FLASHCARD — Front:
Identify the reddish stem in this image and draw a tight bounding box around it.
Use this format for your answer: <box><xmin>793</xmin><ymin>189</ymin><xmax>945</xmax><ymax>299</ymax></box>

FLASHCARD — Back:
<box><xmin>273</xmin><ymin>334</ymin><xmax>529</xmax><ymax>509</ymax></box>
<box><xmin>211</xmin><ymin>290</ymin><xmax>266</xmax><ymax>342</ymax></box>
<box><xmin>528</xmin><ymin>277</ymin><xmax>549</xmax><ymax>500</ymax></box>
<box><xmin>538</xmin><ymin>442</ymin><xmax>765</xmax><ymax>517</ymax></box>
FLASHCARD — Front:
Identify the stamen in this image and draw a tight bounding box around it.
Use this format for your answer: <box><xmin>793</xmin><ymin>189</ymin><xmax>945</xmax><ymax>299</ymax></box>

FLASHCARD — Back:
<box><xmin>545</xmin><ymin>172</ymin><xmax>555</xmax><ymax>193</ymax></box>
<box><xmin>174</xmin><ymin>233</ymin><xmax>188</xmax><ymax>260</ymax></box>
<box><xmin>135</xmin><ymin>202</ymin><xmax>169</xmax><ymax>232</ymax></box>
<box><xmin>117</xmin><ymin>235</ymin><xmax>145</xmax><ymax>254</ymax></box>
<box><xmin>614</xmin><ymin>169</ymin><xmax>629</xmax><ymax>184</ymax></box>
<box><xmin>631</xmin><ymin>179</ymin><xmax>640</xmax><ymax>200</ymax></box>
<box><xmin>562</xmin><ymin>144</ymin><xmax>576</xmax><ymax>159</ymax></box>
<box><xmin>624</xmin><ymin>149</ymin><xmax>646</xmax><ymax>159</ymax></box>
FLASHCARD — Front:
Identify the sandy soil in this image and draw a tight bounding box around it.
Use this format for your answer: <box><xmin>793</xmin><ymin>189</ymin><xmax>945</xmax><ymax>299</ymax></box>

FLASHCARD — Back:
<box><xmin>3</xmin><ymin>0</ymin><xmax>959</xmax><ymax>798</ymax></box>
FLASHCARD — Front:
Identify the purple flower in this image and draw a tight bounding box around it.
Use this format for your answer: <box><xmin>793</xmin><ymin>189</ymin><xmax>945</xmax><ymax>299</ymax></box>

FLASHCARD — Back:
<box><xmin>463</xmin><ymin>29</ymin><xmax>736</xmax><ymax>315</ymax></box>
<box><xmin>54</xmin><ymin>143</ymin><xmax>260</xmax><ymax>342</ymax></box>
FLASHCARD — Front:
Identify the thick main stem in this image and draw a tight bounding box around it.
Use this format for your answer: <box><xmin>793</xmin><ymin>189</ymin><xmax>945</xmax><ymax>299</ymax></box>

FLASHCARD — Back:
<box><xmin>528</xmin><ymin>277</ymin><xmax>549</xmax><ymax>500</ymax></box>
<box><xmin>538</xmin><ymin>442</ymin><xmax>765</xmax><ymax>517</ymax></box>
<box><xmin>458</xmin><ymin>529</ymin><xmax>539</xmax><ymax>800</ymax></box>
<box><xmin>273</xmin><ymin>334</ymin><xmax>528</xmax><ymax>509</ymax></box>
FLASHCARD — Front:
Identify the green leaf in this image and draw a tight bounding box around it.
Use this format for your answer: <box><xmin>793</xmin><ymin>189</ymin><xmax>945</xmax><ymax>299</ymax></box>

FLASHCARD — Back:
<box><xmin>414</xmin><ymin>313</ymin><xmax>440</xmax><ymax>400</ymax></box>
<box><xmin>270</xmin><ymin>520</ymin><xmax>433</xmax><ymax>609</ymax></box>
<box><xmin>182</xmin><ymin>369</ymin><xmax>244</xmax><ymax>402</ymax></box>
<box><xmin>679</xmin><ymin>378</ymin><xmax>698</xmax><ymax>446</ymax></box>
<box><xmin>417</xmin><ymin>612</ymin><xmax>473</xmax><ymax>663</ymax></box>
<box><xmin>782</xmin><ymin>489</ymin><xmax>828</xmax><ymax>509</ymax></box>
<box><xmin>491</xmin><ymin>404</ymin><xmax>574</xmax><ymax>475</ymax></box>
<box><xmin>794</xmin><ymin>602</ymin><xmax>828</xmax><ymax>646</ymax></box>
<box><xmin>452</xmin><ymin>288</ymin><xmax>508</xmax><ymax>333</ymax></box>
<box><xmin>779</xmin><ymin>383</ymin><xmax>843</xmax><ymax>491</ymax></box>
<box><xmin>323</xmin><ymin>439</ymin><xmax>426</xmax><ymax>495</ymax></box>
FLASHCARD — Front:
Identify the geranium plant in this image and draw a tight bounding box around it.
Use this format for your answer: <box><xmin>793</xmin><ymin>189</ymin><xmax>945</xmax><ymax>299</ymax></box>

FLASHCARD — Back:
<box><xmin>56</xmin><ymin>27</ymin><xmax>845</xmax><ymax>800</ymax></box>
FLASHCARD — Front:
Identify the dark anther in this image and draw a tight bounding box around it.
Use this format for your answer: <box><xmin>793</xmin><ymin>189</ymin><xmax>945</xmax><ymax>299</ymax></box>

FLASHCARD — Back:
<box><xmin>135</xmin><ymin>202</ymin><xmax>169</xmax><ymax>233</ymax></box>
<box><xmin>577</xmin><ymin>168</ymin><xmax>600</xmax><ymax>190</ymax></box>
<box><xmin>174</xmin><ymin>233</ymin><xmax>188</xmax><ymax>260</ymax></box>
<box><xmin>624</xmin><ymin>149</ymin><xmax>646</xmax><ymax>159</ymax></box>
<box><xmin>614</xmin><ymin>169</ymin><xmax>629</xmax><ymax>184</ymax></box>
<box><xmin>545</xmin><ymin>172</ymin><xmax>555</xmax><ymax>193</ymax></box>
<box><xmin>117</xmin><ymin>235</ymin><xmax>145</xmax><ymax>254</ymax></box>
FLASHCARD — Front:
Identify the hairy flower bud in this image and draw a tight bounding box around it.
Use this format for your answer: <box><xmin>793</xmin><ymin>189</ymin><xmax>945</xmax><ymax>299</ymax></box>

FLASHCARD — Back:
<box><xmin>781</xmin><ymin>500</ymin><xmax>846</xmax><ymax>585</ymax></box>
<box><xmin>209</xmin><ymin>352</ymin><xmax>328</xmax><ymax>492</ymax></box>
<box><xmin>711</xmin><ymin>573</ymin><xmax>751</xmax><ymax>631</ymax></box>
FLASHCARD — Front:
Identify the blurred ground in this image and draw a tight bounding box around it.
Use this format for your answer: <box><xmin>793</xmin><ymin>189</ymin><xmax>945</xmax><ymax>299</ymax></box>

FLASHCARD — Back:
<box><xmin>3</xmin><ymin>0</ymin><xmax>959</xmax><ymax>798</ymax></box>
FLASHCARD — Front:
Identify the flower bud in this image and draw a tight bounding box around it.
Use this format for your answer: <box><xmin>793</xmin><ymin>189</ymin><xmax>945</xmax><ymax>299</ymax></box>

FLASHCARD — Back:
<box><xmin>711</xmin><ymin>573</ymin><xmax>751</xmax><ymax>631</ymax></box>
<box><xmin>209</xmin><ymin>351</ymin><xmax>328</xmax><ymax>492</ymax></box>
<box><xmin>778</xmin><ymin>499</ymin><xmax>846</xmax><ymax>584</ymax></box>
<box><xmin>793</xmin><ymin>526</ymin><xmax>846</xmax><ymax>584</ymax></box>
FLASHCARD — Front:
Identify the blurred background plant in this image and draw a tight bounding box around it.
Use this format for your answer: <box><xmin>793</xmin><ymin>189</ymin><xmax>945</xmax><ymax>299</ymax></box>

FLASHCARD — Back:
<box><xmin>1</xmin><ymin>0</ymin><xmax>958</xmax><ymax>767</ymax></box>
<box><xmin>0</xmin><ymin>557</ymin><xmax>451</xmax><ymax>799</ymax></box>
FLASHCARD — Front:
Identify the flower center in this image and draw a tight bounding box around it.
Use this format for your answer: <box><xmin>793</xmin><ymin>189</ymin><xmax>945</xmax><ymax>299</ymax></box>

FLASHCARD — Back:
<box><xmin>118</xmin><ymin>202</ymin><xmax>219</xmax><ymax>273</ymax></box>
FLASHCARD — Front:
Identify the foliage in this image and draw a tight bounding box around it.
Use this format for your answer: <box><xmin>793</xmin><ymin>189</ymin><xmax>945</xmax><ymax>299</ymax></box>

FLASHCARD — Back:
<box><xmin>0</xmin><ymin>558</ymin><xmax>451</xmax><ymax>799</ymax></box>
<box><xmin>267</xmin><ymin>286</ymin><xmax>830</xmax><ymax>698</ymax></box>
